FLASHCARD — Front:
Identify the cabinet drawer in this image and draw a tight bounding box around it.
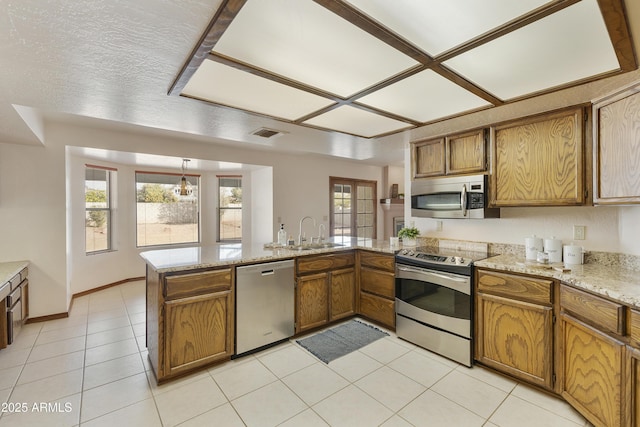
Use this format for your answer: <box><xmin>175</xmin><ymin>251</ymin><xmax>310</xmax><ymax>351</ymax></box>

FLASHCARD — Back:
<box><xmin>359</xmin><ymin>251</ymin><xmax>394</xmax><ymax>272</ymax></box>
<box><xmin>6</xmin><ymin>286</ymin><xmax>20</xmax><ymax>308</ymax></box>
<box><xmin>164</xmin><ymin>269</ymin><xmax>232</xmax><ymax>300</ymax></box>
<box><xmin>476</xmin><ymin>270</ymin><xmax>553</xmax><ymax>305</ymax></box>
<box><xmin>297</xmin><ymin>252</ymin><xmax>355</xmax><ymax>275</ymax></box>
<box><xmin>360</xmin><ymin>267</ymin><xmax>394</xmax><ymax>299</ymax></box>
<box><xmin>560</xmin><ymin>285</ymin><xmax>624</xmax><ymax>335</ymax></box>
<box><xmin>19</xmin><ymin>267</ymin><xmax>28</xmax><ymax>282</ymax></box>
<box><xmin>359</xmin><ymin>292</ymin><xmax>394</xmax><ymax>328</ymax></box>
<box><xmin>9</xmin><ymin>274</ymin><xmax>21</xmax><ymax>291</ymax></box>
<box><xmin>631</xmin><ymin>309</ymin><xmax>640</xmax><ymax>347</ymax></box>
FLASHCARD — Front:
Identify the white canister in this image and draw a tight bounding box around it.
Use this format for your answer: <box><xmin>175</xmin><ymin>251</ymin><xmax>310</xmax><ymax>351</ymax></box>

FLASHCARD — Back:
<box><xmin>544</xmin><ymin>237</ymin><xmax>563</xmax><ymax>263</ymax></box>
<box><xmin>525</xmin><ymin>235</ymin><xmax>543</xmax><ymax>261</ymax></box>
<box><xmin>563</xmin><ymin>245</ymin><xmax>584</xmax><ymax>265</ymax></box>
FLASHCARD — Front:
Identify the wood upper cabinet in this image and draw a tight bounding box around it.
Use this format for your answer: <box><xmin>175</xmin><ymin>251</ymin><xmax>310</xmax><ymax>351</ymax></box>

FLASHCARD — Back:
<box><xmin>560</xmin><ymin>284</ymin><xmax>627</xmax><ymax>427</ymax></box>
<box><xmin>447</xmin><ymin>129</ymin><xmax>487</xmax><ymax>175</ymax></box>
<box><xmin>475</xmin><ymin>269</ymin><xmax>555</xmax><ymax>390</ymax></box>
<box><xmin>490</xmin><ymin>107</ymin><xmax>586</xmax><ymax>206</ymax></box>
<box><xmin>412</xmin><ymin>138</ymin><xmax>445</xmax><ymax>178</ymax></box>
<box><xmin>411</xmin><ymin>128</ymin><xmax>486</xmax><ymax>179</ymax></box>
<box><xmin>296</xmin><ymin>252</ymin><xmax>355</xmax><ymax>333</ymax></box>
<box><xmin>358</xmin><ymin>251</ymin><xmax>395</xmax><ymax>329</ymax></box>
<box><xmin>147</xmin><ymin>267</ymin><xmax>234</xmax><ymax>383</ymax></box>
<box><xmin>593</xmin><ymin>84</ymin><xmax>640</xmax><ymax>204</ymax></box>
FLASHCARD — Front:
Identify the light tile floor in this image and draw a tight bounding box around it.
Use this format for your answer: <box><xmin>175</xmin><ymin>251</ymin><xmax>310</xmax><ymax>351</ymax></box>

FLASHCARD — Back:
<box><xmin>0</xmin><ymin>280</ymin><xmax>591</xmax><ymax>426</ymax></box>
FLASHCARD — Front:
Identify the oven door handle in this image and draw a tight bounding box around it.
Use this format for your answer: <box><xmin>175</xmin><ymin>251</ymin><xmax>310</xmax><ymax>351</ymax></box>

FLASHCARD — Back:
<box><xmin>396</xmin><ymin>265</ymin><xmax>470</xmax><ymax>295</ymax></box>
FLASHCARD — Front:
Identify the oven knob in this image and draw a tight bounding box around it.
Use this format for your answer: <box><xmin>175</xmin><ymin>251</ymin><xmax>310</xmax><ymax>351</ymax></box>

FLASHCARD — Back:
<box><xmin>455</xmin><ymin>256</ymin><xmax>463</xmax><ymax>264</ymax></box>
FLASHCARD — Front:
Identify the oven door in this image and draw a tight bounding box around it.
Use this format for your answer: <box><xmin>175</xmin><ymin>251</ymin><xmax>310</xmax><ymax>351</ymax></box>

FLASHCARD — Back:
<box><xmin>395</xmin><ymin>263</ymin><xmax>471</xmax><ymax>338</ymax></box>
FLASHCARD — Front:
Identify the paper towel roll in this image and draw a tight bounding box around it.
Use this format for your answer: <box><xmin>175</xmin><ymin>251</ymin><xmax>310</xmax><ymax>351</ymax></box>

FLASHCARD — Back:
<box><xmin>544</xmin><ymin>237</ymin><xmax>563</xmax><ymax>263</ymax></box>
<box><xmin>525</xmin><ymin>236</ymin><xmax>543</xmax><ymax>261</ymax></box>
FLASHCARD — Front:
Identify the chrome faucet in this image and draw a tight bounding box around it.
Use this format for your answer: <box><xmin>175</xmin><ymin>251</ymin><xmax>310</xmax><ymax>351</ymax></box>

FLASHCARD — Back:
<box><xmin>318</xmin><ymin>223</ymin><xmax>326</xmax><ymax>242</ymax></box>
<box><xmin>298</xmin><ymin>216</ymin><xmax>316</xmax><ymax>245</ymax></box>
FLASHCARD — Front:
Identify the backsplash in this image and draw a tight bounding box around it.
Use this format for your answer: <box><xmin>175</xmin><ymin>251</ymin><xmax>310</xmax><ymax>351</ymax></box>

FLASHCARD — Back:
<box><xmin>427</xmin><ymin>239</ymin><xmax>640</xmax><ymax>271</ymax></box>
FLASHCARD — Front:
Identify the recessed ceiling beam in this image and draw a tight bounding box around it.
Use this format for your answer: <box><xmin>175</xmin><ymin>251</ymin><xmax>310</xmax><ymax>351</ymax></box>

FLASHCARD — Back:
<box><xmin>168</xmin><ymin>0</ymin><xmax>248</xmax><ymax>96</ymax></box>
<box><xmin>597</xmin><ymin>0</ymin><xmax>637</xmax><ymax>71</ymax></box>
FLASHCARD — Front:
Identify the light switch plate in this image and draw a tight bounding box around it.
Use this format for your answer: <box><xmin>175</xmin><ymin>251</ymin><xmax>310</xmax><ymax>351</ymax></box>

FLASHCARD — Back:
<box><xmin>573</xmin><ymin>225</ymin><xmax>586</xmax><ymax>240</ymax></box>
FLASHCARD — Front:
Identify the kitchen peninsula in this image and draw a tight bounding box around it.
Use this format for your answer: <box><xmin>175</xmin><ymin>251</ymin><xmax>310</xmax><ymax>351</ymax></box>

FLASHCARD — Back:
<box><xmin>140</xmin><ymin>238</ymin><xmax>396</xmax><ymax>383</ymax></box>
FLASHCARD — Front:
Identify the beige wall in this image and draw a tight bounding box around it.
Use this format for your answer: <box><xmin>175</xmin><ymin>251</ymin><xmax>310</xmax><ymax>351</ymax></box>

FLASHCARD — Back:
<box><xmin>0</xmin><ymin>122</ymin><xmax>384</xmax><ymax>316</ymax></box>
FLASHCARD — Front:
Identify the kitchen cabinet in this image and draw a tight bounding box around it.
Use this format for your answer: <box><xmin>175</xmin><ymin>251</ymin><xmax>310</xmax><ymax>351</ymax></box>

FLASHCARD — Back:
<box><xmin>358</xmin><ymin>250</ymin><xmax>395</xmax><ymax>329</ymax></box>
<box><xmin>593</xmin><ymin>82</ymin><xmax>640</xmax><ymax>204</ymax></box>
<box><xmin>146</xmin><ymin>267</ymin><xmax>234</xmax><ymax>383</ymax></box>
<box><xmin>296</xmin><ymin>252</ymin><xmax>355</xmax><ymax>333</ymax></box>
<box><xmin>411</xmin><ymin>128</ymin><xmax>486</xmax><ymax>179</ymax></box>
<box><xmin>560</xmin><ymin>285</ymin><xmax>626</xmax><ymax>427</ymax></box>
<box><xmin>490</xmin><ymin>106</ymin><xmax>587</xmax><ymax>206</ymax></box>
<box><xmin>627</xmin><ymin>309</ymin><xmax>640</xmax><ymax>426</ymax></box>
<box><xmin>475</xmin><ymin>269</ymin><xmax>555</xmax><ymax>390</ymax></box>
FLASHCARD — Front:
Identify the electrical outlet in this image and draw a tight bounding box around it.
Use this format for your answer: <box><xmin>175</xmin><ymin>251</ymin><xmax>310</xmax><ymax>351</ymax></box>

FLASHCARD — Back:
<box><xmin>573</xmin><ymin>225</ymin><xmax>586</xmax><ymax>240</ymax></box>
<box><xmin>435</xmin><ymin>220</ymin><xmax>443</xmax><ymax>231</ymax></box>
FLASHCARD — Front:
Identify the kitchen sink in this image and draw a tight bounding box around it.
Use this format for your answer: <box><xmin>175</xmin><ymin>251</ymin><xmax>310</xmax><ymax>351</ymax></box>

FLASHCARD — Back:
<box><xmin>290</xmin><ymin>243</ymin><xmax>344</xmax><ymax>250</ymax></box>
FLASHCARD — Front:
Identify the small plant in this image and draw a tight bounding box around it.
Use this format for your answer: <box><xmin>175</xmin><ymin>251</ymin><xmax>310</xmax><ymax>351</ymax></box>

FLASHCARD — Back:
<box><xmin>398</xmin><ymin>226</ymin><xmax>420</xmax><ymax>240</ymax></box>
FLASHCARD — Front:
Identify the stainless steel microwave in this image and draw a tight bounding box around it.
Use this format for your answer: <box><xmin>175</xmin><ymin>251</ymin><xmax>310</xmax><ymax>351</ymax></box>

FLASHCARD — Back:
<box><xmin>411</xmin><ymin>174</ymin><xmax>500</xmax><ymax>219</ymax></box>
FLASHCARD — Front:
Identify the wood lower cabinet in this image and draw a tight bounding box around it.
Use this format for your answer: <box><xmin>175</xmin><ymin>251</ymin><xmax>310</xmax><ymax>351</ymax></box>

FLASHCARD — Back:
<box><xmin>146</xmin><ymin>267</ymin><xmax>234</xmax><ymax>383</ymax></box>
<box><xmin>561</xmin><ymin>313</ymin><xmax>626</xmax><ymax>427</ymax></box>
<box><xmin>560</xmin><ymin>284</ymin><xmax>627</xmax><ymax>427</ymax></box>
<box><xmin>490</xmin><ymin>106</ymin><xmax>586</xmax><ymax>206</ymax></box>
<box><xmin>295</xmin><ymin>252</ymin><xmax>355</xmax><ymax>333</ymax></box>
<box><xmin>475</xmin><ymin>269</ymin><xmax>555</xmax><ymax>390</ymax></box>
<box><xmin>629</xmin><ymin>346</ymin><xmax>640</xmax><ymax>427</ymax></box>
<box><xmin>358</xmin><ymin>251</ymin><xmax>395</xmax><ymax>329</ymax></box>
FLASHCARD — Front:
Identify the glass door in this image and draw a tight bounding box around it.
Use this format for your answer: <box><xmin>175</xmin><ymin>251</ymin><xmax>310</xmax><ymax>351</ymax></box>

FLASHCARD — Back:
<box><xmin>330</xmin><ymin>177</ymin><xmax>376</xmax><ymax>239</ymax></box>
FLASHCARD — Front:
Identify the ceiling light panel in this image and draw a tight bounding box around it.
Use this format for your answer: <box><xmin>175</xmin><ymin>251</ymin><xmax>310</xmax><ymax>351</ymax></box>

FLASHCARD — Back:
<box><xmin>344</xmin><ymin>0</ymin><xmax>552</xmax><ymax>56</ymax></box>
<box><xmin>212</xmin><ymin>0</ymin><xmax>419</xmax><ymax>97</ymax></box>
<box><xmin>357</xmin><ymin>70</ymin><xmax>491</xmax><ymax>122</ymax></box>
<box><xmin>443</xmin><ymin>0</ymin><xmax>620</xmax><ymax>100</ymax></box>
<box><xmin>303</xmin><ymin>105</ymin><xmax>412</xmax><ymax>138</ymax></box>
<box><xmin>182</xmin><ymin>61</ymin><xmax>335</xmax><ymax>121</ymax></box>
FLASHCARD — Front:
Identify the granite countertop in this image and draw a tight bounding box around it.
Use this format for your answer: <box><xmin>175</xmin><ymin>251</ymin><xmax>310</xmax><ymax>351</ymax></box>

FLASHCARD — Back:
<box><xmin>140</xmin><ymin>238</ymin><xmax>397</xmax><ymax>273</ymax></box>
<box><xmin>0</xmin><ymin>261</ymin><xmax>29</xmax><ymax>286</ymax></box>
<box><xmin>475</xmin><ymin>253</ymin><xmax>640</xmax><ymax>309</ymax></box>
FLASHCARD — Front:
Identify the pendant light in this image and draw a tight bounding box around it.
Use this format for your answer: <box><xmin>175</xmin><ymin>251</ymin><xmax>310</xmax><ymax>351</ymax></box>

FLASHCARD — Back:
<box><xmin>174</xmin><ymin>159</ymin><xmax>193</xmax><ymax>197</ymax></box>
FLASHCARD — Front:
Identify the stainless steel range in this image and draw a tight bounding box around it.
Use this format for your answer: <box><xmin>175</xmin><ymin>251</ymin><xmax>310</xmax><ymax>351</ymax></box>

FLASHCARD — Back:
<box><xmin>395</xmin><ymin>246</ymin><xmax>489</xmax><ymax>367</ymax></box>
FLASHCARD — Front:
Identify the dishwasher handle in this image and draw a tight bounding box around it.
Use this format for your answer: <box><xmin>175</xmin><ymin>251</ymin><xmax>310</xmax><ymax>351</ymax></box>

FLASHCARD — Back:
<box><xmin>261</xmin><ymin>269</ymin><xmax>275</xmax><ymax>276</ymax></box>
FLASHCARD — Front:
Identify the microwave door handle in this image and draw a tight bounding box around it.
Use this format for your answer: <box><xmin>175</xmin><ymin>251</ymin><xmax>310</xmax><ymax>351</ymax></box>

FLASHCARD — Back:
<box><xmin>461</xmin><ymin>184</ymin><xmax>468</xmax><ymax>216</ymax></box>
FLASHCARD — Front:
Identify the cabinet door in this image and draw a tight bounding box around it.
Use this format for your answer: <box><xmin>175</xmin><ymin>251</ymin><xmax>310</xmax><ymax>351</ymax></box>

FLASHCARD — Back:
<box><xmin>164</xmin><ymin>290</ymin><xmax>233</xmax><ymax>377</ymax></box>
<box><xmin>561</xmin><ymin>313</ymin><xmax>625</xmax><ymax>427</ymax></box>
<box><xmin>359</xmin><ymin>292</ymin><xmax>394</xmax><ymax>329</ymax></box>
<box><xmin>629</xmin><ymin>346</ymin><xmax>640</xmax><ymax>427</ymax></box>
<box><xmin>412</xmin><ymin>138</ymin><xmax>445</xmax><ymax>178</ymax></box>
<box><xmin>446</xmin><ymin>129</ymin><xmax>486</xmax><ymax>175</ymax></box>
<box><xmin>594</xmin><ymin>89</ymin><xmax>640</xmax><ymax>204</ymax></box>
<box><xmin>476</xmin><ymin>292</ymin><xmax>554</xmax><ymax>390</ymax></box>
<box><xmin>296</xmin><ymin>273</ymin><xmax>329</xmax><ymax>332</ymax></box>
<box><xmin>360</xmin><ymin>267</ymin><xmax>394</xmax><ymax>299</ymax></box>
<box><xmin>330</xmin><ymin>267</ymin><xmax>356</xmax><ymax>322</ymax></box>
<box><xmin>490</xmin><ymin>107</ymin><xmax>585</xmax><ymax>206</ymax></box>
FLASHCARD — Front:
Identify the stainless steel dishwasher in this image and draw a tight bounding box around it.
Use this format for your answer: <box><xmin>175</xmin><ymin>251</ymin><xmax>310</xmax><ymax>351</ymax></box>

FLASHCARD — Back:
<box><xmin>235</xmin><ymin>259</ymin><xmax>295</xmax><ymax>355</ymax></box>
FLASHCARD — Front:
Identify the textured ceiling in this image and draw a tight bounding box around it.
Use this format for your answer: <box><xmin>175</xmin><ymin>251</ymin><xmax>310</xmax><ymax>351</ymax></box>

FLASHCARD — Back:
<box><xmin>0</xmin><ymin>0</ymin><xmax>639</xmax><ymax>167</ymax></box>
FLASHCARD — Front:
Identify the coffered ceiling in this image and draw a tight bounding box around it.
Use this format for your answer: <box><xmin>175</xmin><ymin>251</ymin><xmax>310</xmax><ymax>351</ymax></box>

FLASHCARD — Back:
<box><xmin>172</xmin><ymin>0</ymin><xmax>636</xmax><ymax>138</ymax></box>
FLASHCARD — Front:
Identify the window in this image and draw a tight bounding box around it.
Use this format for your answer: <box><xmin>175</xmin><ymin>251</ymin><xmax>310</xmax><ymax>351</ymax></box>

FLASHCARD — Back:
<box><xmin>136</xmin><ymin>171</ymin><xmax>199</xmax><ymax>247</ymax></box>
<box><xmin>85</xmin><ymin>166</ymin><xmax>115</xmax><ymax>253</ymax></box>
<box><xmin>218</xmin><ymin>176</ymin><xmax>242</xmax><ymax>242</ymax></box>
<box><xmin>330</xmin><ymin>177</ymin><xmax>376</xmax><ymax>239</ymax></box>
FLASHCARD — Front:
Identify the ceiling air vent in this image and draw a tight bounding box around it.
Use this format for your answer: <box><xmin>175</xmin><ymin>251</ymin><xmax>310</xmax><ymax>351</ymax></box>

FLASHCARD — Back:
<box><xmin>251</xmin><ymin>128</ymin><xmax>283</xmax><ymax>139</ymax></box>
